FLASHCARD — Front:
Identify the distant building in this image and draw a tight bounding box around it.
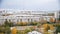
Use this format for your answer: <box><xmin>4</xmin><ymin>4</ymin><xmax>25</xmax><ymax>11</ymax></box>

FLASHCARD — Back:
<box><xmin>0</xmin><ymin>9</ymin><xmax>59</xmax><ymax>24</ymax></box>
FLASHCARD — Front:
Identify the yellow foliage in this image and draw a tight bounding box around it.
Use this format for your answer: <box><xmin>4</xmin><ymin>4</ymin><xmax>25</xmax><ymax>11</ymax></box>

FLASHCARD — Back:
<box><xmin>42</xmin><ymin>24</ymin><xmax>54</xmax><ymax>32</ymax></box>
<box><xmin>50</xmin><ymin>17</ymin><xmax>55</xmax><ymax>22</ymax></box>
<box><xmin>22</xmin><ymin>22</ymin><xmax>28</xmax><ymax>25</ymax></box>
<box><xmin>0</xmin><ymin>33</ymin><xmax>4</xmax><ymax>34</ymax></box>
<box><xmin>49</xmin><ymin>25</ymin><xmax>54</xmax><ymax>30</ymax></box>
<box><xmin>42</xmin><ymin>24</ymin><xmax>48</xmax><ymax>32</ymax></box>
<box><xmin>17</xmin><ymin>22</ymin><xmax>28</xmax><ymax>26</ymax></box>
<box><xmin>11</xmin><ymin>27</ymin><xmax>17</xmax><ymax>34</ymax></box>
<box><xmin>42</xmin><ymin>24</ymin><xmax>48</xmax><ymax>28</ymax></box>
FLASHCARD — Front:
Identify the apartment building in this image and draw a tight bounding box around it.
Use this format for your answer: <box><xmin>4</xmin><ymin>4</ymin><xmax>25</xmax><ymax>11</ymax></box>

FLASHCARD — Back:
<box><xmin>0</xmin><ymin>9</ymin><xmax>59</xmax><ymax>24</ymax></box>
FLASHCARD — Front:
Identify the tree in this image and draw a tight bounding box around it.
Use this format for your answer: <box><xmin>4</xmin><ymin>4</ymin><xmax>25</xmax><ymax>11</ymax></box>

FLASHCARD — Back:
<box><xmin>11</xmin><ymin>27</ymin><xmax>17</xmax><ymax>34</ymax></box>
<box><xmin>4</xmin><ymin>26</ymin><xmax>11</xmax><ymax>34</ymax></box>
<box><xmin>42</xmin><ymin>24</ymin><xmax>48</xmax><ymax>32</ymax></box>
<box><xmin>50</xmin><ymin>17</ymin><xmax>55</xmax><ymax>23</ymax></box>
<box><xmin>4</xmin><ymin>19</ymin><xmax>9</xmax><ymax>26</ymax></box>
<box><xmin>8</xmin><ymin>19</ymin><xmax>13</xmax><ymax>27</ymax></box>
<box><xmin>4</xmin><ymin>19</ymin><xmax>13</xmax><ymax>27</ymax></box>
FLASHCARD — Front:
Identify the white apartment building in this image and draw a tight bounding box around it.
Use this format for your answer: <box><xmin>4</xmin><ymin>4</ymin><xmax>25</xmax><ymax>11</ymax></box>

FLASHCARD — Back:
<box><xmin>0</xmin><ymin>9</ymin><xmax>59</xmax><ymax>24</ymax></box>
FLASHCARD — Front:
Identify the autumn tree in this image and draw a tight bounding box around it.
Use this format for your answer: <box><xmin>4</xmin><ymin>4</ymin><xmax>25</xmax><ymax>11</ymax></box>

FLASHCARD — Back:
<box><xmin>50</xmin><ymin>17</ymin><xmax>55</xmax><ymax>23</ymax></box>
<box><xmin>11</xmin><ymin>27</ymin><xmax>17</xmax><ymax>34</ymax></box>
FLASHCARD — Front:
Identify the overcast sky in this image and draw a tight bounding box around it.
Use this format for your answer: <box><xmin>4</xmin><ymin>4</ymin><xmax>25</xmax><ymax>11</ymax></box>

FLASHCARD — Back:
<box><xmin>0</xmin><ymin>0</ymin><xmax>60</xmax><ymax>11</ymax></box>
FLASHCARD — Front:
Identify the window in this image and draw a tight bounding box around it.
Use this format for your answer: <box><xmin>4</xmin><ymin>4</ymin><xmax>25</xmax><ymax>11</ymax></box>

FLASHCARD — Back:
<box><xmin>20</xmin><ymin>19</ymin><xmax>22</xmax><ymax>22</ymax></box>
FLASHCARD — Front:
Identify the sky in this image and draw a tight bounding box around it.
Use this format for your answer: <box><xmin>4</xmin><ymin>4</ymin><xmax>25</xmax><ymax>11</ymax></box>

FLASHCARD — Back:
<box><xmin>0</xmin><ymin>0</ymin><xmax>60</xmax><ymax>11</ymax></box>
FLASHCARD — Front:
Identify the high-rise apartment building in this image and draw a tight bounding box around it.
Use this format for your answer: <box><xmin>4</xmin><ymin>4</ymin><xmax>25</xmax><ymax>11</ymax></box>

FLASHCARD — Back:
<box><xmin>0</xmin><ymin>9</ymin><xmax>59</xmax><ymax>24</ymax></box>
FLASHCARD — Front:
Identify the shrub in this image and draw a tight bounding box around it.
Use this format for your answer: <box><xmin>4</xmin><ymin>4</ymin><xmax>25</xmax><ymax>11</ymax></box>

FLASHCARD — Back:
<box><xmin>0</xmin><ymin>27</ymin><xmax>5</xmax><ymax>33</ymax></box>
<box><xmin>4</xmin><ymin>26</ymin><xmax>11</xmax><ymax>34</ymax></box>
<box><xmin>56</xmin><ymin>24</ymin><xmax>60</xmax><ymax>33</ymax></box>
<box><xmin>25</xmin><ymin>28</ymin><xmax>31</xmax><ymax>33</ymax></box>
<box><xmin>0</xmin><ymin>26</ymin><xmax>11</xmax><ymax>34</ymax></box>
<box><xmin>20</xmin><ymin>22</ymin><xmax>27</xmax><ymax>26</ymax></box>
<box><xmin>17</xmin><ymin>22</ymin><xmax>28</xmax><ymax>26</ymax></box>
<box><xmin>17</xmin><ymin>30</ymin><xmax>21</xmax><ymax>34</ymax></box>
<box><xmin>30</xmin><ymin>22</ymin><xmax>38</xmax><ymax>25</ymax></box>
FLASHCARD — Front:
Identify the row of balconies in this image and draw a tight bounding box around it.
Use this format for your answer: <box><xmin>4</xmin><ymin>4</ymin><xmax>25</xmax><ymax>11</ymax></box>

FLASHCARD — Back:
<box><xmin>0</xmin><ymin>15</ymin><xmax>54</xmax><ymax>24</ymax></box>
